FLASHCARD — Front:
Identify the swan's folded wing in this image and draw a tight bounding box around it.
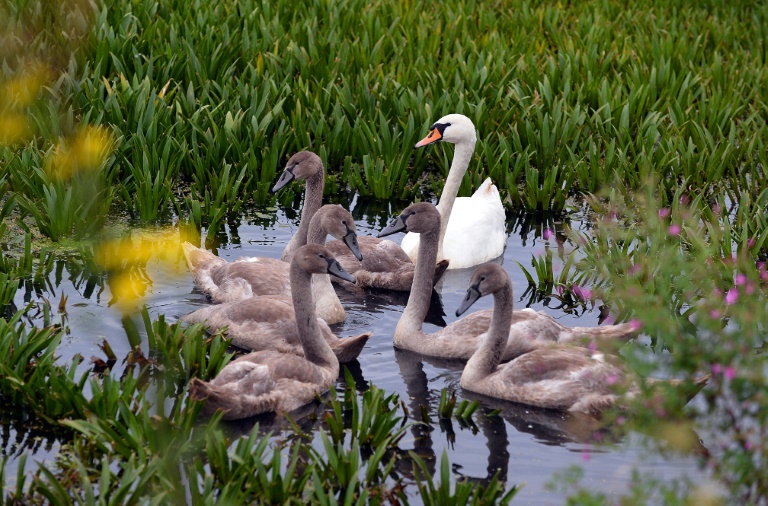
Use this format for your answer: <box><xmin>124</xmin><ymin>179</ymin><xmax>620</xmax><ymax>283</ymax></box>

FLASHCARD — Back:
<box><xmin>210</xmin><ymin>261</ymin><xmax>291</xmax><ymax>298</ymax></box>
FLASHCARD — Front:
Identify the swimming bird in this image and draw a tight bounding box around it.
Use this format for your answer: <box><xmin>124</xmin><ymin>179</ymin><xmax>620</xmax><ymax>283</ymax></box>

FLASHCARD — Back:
<box><xmin>272</xmin><ymin>151</ymin><xmax>448</xmax><ymax>291</ymax></box>
<box><xmin>188</xmin><ymin>244</ymin><xmax>372</xmax><ymax>420</ymax></box>
<box><xmin>401</xmin><ymin>114</ymin><xmax>506</xmax><ymax>269</ymax></box>
<box><xmin>379</xmin><ymin>203</ymin><xmax>638</xmax><ymax>361</ymax></box>
<box><xmin>182</xmin><ymin>203</ymin><xmax>361</xmax><ymax>324</ymax></box>
<box><xmin>456</xmin><ymin>263</ymin><xmax>709</xmax><ymax>415</ymax></box>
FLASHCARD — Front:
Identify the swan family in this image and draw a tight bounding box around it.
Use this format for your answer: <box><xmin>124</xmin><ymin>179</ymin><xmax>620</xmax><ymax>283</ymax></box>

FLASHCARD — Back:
<box><xmin>183</xmin><ymin>113</ymin><xmax>707</xmax><ymax>420</ymax></box>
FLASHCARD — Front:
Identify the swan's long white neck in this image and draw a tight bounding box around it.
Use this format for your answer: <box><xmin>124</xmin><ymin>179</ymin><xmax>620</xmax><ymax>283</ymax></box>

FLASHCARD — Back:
<box><xmin>465</xmin><ymin>281</ymin><xmax>513</xmax><ymax>378</ymax></box>
<box><xmin>290</xmin><ymin>261</ymin><xmax>337</xmax><ymax>367</ymax></box>
<box><xmin>395</xmin><ymin>220</ymin><xmax>440</xmax><ymax>343</ymax></box>
<box><xmin>435</xmin><ymin>139</ymin><xmax>475</xmax><ymax>258</ymax></box>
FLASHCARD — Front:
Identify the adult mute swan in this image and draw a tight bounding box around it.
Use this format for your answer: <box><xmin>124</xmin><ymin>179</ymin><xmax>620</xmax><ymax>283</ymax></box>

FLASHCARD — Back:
<box><xmin>401</xmin><ymin>114</ymin><xmax>506</xmax><ymax>269</ymax></box>
<box><xmin>379</xmin><ymin>203</ymin><xmax>638</xmax><ymax>361</ymax></box>
<box><xmin>188</xmin><ymin>244</ymin><xmax>371</xmax><ymax>420</ymax></box>
<box><xmin>456</xmin><ymin>263</ymin><xmax>710</xmax><ymax>415</ymax></box>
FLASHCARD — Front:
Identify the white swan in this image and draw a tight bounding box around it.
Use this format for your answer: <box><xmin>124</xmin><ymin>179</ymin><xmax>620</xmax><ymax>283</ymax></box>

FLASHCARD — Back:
<box><xmin>401</xmin><ymin>114</ymin><xmax>506</xmax><ymax>269</ymax></box>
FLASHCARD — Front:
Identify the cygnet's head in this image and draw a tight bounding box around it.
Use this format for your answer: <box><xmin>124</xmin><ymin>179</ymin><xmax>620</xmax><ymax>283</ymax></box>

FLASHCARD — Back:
<box><xmin>272</xmin><ymin>151</ymin><xmax>323</xmax><ymax>192</ymax></box>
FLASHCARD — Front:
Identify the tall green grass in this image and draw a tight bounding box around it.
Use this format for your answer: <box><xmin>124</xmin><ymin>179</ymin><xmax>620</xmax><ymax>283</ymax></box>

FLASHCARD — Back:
<box><xmin>2</xmin><ymin>0</ymin><xmax>767</xmax><ymax>241</ymax></box>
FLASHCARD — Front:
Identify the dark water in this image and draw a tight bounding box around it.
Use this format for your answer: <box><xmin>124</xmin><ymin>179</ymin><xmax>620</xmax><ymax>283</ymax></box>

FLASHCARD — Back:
<box><xmin>2</xmin><ymin>200</ymin><xmax>709</xmax><ymax>503</ymax></box>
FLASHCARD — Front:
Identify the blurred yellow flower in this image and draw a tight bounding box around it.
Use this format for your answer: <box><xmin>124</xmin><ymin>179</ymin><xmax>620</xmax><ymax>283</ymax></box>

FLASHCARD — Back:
<box><xmin>97</xmin><ymin>229</ymin><xmax>185</xmax><ymax>311</ymax></box>
<box><xmin>95</xmin><ymin>230</ymin><xmax>182</xmax><ymax>271</ymax></box>
<box><xmin>109</xmin><ymin>270</ymin><xmax>148</xmax><ymax>310</ymax></box>
<box><xmin>2</xmin><ymin>64</ymin><xmax>49</xmax><ymax>106</ymax></box>
<box><xmin>47</xmin><ymin>126</ymin><xmax>114</xmax><ymax>179</ymax></box>
<box><xmin>0</xmin><ymin>114</ymin><xmax>30</xmax><ymax>145</ymax></box>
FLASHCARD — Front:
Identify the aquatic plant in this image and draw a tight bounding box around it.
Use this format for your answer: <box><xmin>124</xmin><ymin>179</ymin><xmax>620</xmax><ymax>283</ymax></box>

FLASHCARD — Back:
<box><xmin>3</xmin><ymin>0</ymin><xmax>767</xmax><ymax>236</ymax></box>
<box><xmin>412</xmin><ymin>451</ymin><xmax>520</xmax><ymax>506</ymax></box>
<box><xmin>572</xmin><ymin>184</ymin><xmax>768</xmax><ymax>503</ymax></box>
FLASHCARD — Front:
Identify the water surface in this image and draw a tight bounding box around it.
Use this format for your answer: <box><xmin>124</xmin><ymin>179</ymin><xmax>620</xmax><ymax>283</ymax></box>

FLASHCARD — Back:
<box><xmin>2</xmin><ymin>200</ymin><xmax>709</xmax><ymax>503</ymax></box>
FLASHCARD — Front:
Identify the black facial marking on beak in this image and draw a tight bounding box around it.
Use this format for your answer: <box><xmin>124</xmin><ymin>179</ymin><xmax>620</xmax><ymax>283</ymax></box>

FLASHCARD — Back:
<box><xmin>271</xmin><ymin>166</ymin><xmax>296</xmax><ymax>193</ymax></box>
<box><xmin>433</xmin><ymin>122</ymin><xmax>450</xmax><ymax>136</ymax></box>
<box><xmin>326</xmin><ymin>257</ymin><xmax>355</xmax><ymax>283</ymax></box>
<box><xmin>415</xmin><ymin>121</ymin><xmax>452</xmax><ymax>148</ymax></box>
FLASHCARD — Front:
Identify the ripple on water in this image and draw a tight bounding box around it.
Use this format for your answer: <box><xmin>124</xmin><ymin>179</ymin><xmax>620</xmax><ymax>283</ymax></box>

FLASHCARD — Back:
<box><xmin>1</xmin><ymin>203</ymin><xmax>709</xmax><ymax>503</ymax></box>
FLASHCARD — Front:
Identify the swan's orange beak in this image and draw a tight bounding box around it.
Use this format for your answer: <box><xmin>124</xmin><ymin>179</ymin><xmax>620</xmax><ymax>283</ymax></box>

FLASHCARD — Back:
<box><xmin>415</xmin><ymin>128</ymin><xmax>441</xmax><ymax>148</ymax></box>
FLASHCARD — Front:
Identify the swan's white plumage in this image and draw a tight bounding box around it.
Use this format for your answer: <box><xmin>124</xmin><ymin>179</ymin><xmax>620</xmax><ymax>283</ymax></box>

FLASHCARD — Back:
<box><xmin>402</xmin><ymin>178</ymin><xmax>506</xmax><ymax>268</ymax></box>
<box><xmin>402</xmin><ymin>115</ymin><xmax>506</xmax><ymax>269</ymax></box>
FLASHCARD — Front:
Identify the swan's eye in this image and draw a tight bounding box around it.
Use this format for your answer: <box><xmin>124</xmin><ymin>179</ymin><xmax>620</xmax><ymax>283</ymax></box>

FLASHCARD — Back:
<box><xmin>318</xmin><ymin>254</ymin><xmax>326</xmax><ymax>258</ymax></box>
<box><xmin>445</xmin><ymin>123</ymin><xmax>451</xmax><ymax>127</ymax></box>
<box><xmin>480</xmin><ymin>276</ymin><xmax>486</xmax><ymax>282</ymax></box>
<box><xmin>342</xmin><ymin>220</ymin><xmax>348</xmax><ymax>225</ymax></box>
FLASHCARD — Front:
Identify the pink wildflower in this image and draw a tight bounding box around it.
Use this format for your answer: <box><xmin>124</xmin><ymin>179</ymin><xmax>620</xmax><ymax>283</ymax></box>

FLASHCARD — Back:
<box><xmin>572</xmin><ymin>285</ymin><xmax>585</xmax><ymax>301</ymax></box>
<box><xmin>668</xmin><ymin>224</ymin><xmax>682</xmax><ymax>236</ymax></box>
<box><xmin>762</xmin><ymin>271</ymin><xmax>768</xmax><ymax>282</ymax></box>
<box><xmin>747</xmin><ymin>237</ymin><xmax>756</xmax><ymax>249</ymax></box>
<box><xmin>616</xmin><ymin>416</ymin><xmax>626</xmax><ymax>425</ymax></box>
<box><xmin>709</xmin><ymin>309</ymin><xmax>721</xmax><ymax>319</ymax></box>
<box><xmin>758</xmin><ymin>261</ymin><xmax>766</xmax><ymax>272</ymax></box>
<box><xmin>724</xmin><ymin>366</ymin><xmax>735</xmax><ymax>380</ymax></box>
<box><xmin>746</xmin><ymin>283</ymin><xmax>755</xmax><ymax>295</ymax></box>
<box><xmin>745</xmin><ymin>440</ymin><xmax>754</xmax><ymax>451</ymax></box>
<box><xmin>606</xmin><ymin>374</ymin><xmax>618</xmax><ymax>385</ymax></box>
<box><xmin>543</xmin><ymin>228</ymin><xmax>554</xmax><ymax>240</ymax></box>
<box><xmin>629</xmin><ymin>318</ymin><xmax>642</xmax><ymax>331</ymax></box>
<box><xmin>735</xmin><ymin>274</ymin><xmax>747</xmax><ymax>286</ymax></box>
<box><xmin>725</xmin><ymin>289</ymin><xmax>739</xmax><ymax>305</ymax></box>
<box><xmin>679</xmin><ymin>194</ymin><xmax>690</xmax><ymax>205</ymax></box>
<box><xmin>658</xmin><ymin>208</ymin><xmax>671</xmax><ymax>219</ymax></box>
<box><xmin>711</xmin><ymin>363</ymin><xmax>723</xmax><ymax>374</ymax></box>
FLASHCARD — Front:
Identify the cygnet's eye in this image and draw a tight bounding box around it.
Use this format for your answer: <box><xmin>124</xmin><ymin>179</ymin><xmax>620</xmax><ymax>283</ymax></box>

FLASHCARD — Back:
<box><xmin>480</xmin><ymin>276</ymin><xmax>486</xmax><ymax>282</ymax></box>
<box><xmin>342</xmin><ymin>220</ymin><xmax>348</xmax><ymax>225</ymax></box>
<box><xmin>318</xmin><ymin>254</ymin><xmax>326</xmax><ymax>259</ymax></box>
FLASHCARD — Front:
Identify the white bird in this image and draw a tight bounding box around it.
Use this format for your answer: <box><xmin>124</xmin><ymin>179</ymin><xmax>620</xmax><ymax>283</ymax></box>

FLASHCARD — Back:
<box><xmin>401</xmin><ymin>114</ymin><xmax>506</xmax><ymax>269</ymax></box>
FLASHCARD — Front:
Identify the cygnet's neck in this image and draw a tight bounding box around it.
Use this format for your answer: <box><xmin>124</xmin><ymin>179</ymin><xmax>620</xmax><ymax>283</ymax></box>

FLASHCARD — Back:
<box><xmin>290</xmin><ymin>262</ymin><xmax>337</xmax><ymax>367</ymax></box>
<box><xmin>282</xmin><ymin>172</ymin><xmax>324</xmax><ymax>262</ymax></box>
<box><xmin>464</xmin><ymin>282</ymin><xmax>514</xmax><ymax>379</ymax></box>
<box><xmin>395</xmin><ymin>223</ymin><xmax>440</xmax><ymax>341</ymax></box>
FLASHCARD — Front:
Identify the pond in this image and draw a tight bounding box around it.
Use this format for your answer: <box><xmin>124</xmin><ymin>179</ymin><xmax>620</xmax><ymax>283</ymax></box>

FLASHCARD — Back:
<box><xmin>2</xmin><ymin>197</ymin><xmax>710</xmax><ymax>503</ymax></box>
